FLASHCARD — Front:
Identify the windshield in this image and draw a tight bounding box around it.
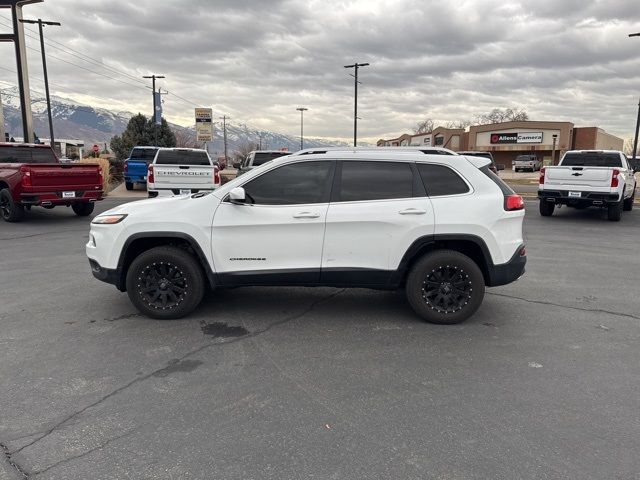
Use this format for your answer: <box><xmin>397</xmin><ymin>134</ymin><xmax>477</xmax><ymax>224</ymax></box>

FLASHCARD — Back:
<box><xmin>129</xmin><ymin>148</ymin><xmax>158</xmax><ymax>161</ymax></box>
<box><xmin>155</xmin><ymin>150</ymin><xmax>211</xmax><ymax>166</ymax></box>
<box><xmin>0</xmin><ymin>146</ymin><xmax>58</xmax><ymax>164</ymax></box>
<box><xmin>253</xmin><ymin>152</ymin><xmax>290</xmax><ymax>166</ymax></box>
<box><xmin>562</xmin><ymin>152</ymin><xmax>622</xmax><ymax>167</ymax></box>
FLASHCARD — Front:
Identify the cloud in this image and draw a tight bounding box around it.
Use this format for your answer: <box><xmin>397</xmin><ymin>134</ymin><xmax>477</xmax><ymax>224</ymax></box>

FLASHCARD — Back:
<box><xmin>0</xmin><ymin>0</ymin><xmax>639</xmax><ymax>142</ymax></box>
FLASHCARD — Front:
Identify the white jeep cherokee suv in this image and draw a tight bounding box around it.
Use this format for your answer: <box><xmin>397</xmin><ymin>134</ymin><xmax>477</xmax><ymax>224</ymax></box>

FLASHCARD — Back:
<box><xmin>87</xmin><ymin>147</ymin><xmax>526</xmax><ymax>324</ymax></box>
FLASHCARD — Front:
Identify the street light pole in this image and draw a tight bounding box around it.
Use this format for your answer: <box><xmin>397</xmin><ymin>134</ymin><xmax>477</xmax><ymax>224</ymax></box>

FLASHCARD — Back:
<box><xmin>551</xmin><ymin>134</ymin><xmax>557</xmax><ymax>165</ymax></box>
<box><xmin>296</xmin><ymin>107</ymin><xmax>307</xmax><ymax>150</ymax></box>
<box><xmin>219</xmin><ymin>115</ymin><xmax>230</xmax><ymax>162</ymax></box>
<box><xmin>344</xmin><ymin>62</ymin><xmax>369</xmax><ymax>147</ymax></box>
<box><xmin>143</xmin><ymin>74</ymin><xmax>164</xmax><ymax>146</ymax></box>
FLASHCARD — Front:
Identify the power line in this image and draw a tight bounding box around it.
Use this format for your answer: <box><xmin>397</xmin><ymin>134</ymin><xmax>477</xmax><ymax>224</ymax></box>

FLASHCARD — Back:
<box><xmin>0</xmin><ymin>14</ymin><xmax>149</xmax><ymax>87</ymax></box>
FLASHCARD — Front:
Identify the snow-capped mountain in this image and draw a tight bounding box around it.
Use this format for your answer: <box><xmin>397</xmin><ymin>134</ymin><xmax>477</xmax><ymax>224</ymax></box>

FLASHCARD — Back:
<box><xmin>0</xmin><ymin>87</ymin><xmax>345</xmax><ymax>151</ymax></box>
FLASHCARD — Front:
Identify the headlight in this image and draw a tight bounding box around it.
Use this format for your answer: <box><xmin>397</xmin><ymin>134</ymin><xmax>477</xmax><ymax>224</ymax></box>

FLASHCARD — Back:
<box><xmin>91</xmin><ymin>214</ymin><xmax>128</xmax><ymax>224</ymax></box>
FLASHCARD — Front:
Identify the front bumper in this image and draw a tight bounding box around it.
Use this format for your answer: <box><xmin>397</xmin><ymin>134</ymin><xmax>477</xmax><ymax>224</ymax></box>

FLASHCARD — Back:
<box><xmin>538</xmin><ymin>190</ymin><xmax>619</xmax><ymax>206</ymax></box>
<box><xmin>89</xmin><ymin>259</ymin><xmax>124</xmax><ymax>291</ymax></box>
<box><xmin>487</xmin><ymin>245</ymin><xmax>526</xmax><ymax>287</ymax></box>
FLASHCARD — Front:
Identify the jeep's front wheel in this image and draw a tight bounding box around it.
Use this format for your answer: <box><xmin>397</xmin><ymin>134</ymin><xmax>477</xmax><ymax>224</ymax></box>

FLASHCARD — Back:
<box><xmin>126</xmin><ymin>246</ymin><xmax>205</xmax><ymax>319</ymax></box>
<box><xmin>405</xmin><ymin>250</ymin><xmax>485</xmax><ymax>325</ymax></box>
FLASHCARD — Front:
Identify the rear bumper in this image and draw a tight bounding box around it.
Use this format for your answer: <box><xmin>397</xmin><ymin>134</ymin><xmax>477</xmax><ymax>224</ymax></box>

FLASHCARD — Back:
<box><xmin>487</xmin><ymin>245</ymin><xmax>526</xmax><ymax>287</ymax></box>
<box><xmin>538</xmin><ymin>190</ymin><xmax>620</xmax><ymax>206</ymax></box>
<box><xmin>125</xmin><ymin>175</ymin><xmax>146</xmax><ymax>183</ymax></box>
<box><xmin>20</xmin><ymin>190</ymin><xmax>104</xmax><ymax>206</ymax></box>
<box><xmin>89</xmin><ymin>258</ymin><xmax>124</xmax><ymax>291</ymax></box>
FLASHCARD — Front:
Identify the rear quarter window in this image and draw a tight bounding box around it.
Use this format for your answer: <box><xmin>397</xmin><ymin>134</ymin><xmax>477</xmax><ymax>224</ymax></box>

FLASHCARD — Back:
<box><xmin>417</xmin><ymin>164</ymin><xmax>470</xmax><ymax>196</ymax></box>
<box><xmin>155</xmin><ymin>150</ymin><xmax>211</xmax><ymax>166</ymax></box>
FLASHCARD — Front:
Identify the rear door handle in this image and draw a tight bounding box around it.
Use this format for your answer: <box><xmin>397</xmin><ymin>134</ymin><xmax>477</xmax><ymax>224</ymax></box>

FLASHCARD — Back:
<box><xmin>293</xmin><ymin>212</ymin><xmax>320</xmax><ymax>219</ymax></box>
<box><xmin>399</xmin><ymin>208</ymin><xmax>427</xmax><ymax>215</ymax></box>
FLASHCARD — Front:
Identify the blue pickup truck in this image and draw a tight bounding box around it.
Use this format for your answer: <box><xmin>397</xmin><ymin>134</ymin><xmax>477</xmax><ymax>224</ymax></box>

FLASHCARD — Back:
<box><xmin>124</xmin><ymin>146</ymin><xmax>158</xmax><ymax>190</ymax></box>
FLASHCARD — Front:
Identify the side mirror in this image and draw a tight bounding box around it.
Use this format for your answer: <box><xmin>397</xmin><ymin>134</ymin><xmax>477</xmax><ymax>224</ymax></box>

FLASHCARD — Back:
<box><xmin>497</xmin><ymin>163</ymin><xmax>505</xmax><ymax>171</ymax></box>
<box><xmin>232</xmin><ymin>162</ymin><xmax>241</xmax><ymax>169</ymax></box>
<box><xmin>229</xmin><ymin>186</ymin><xmax>246</xmax><ymax>203</ymax></box>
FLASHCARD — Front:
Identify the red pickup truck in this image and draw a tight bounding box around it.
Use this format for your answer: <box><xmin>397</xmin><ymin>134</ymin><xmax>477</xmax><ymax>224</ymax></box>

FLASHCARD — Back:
<box><xmin>0</xmin><ymin>143</ymin><xmax>104</xmax><ymax>222</ymax></box>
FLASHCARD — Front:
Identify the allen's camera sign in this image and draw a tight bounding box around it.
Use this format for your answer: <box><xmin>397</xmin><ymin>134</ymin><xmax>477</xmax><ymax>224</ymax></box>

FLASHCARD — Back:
<box><xmin>490</xmin><ymin>132</ymin><xmax>543</xmax><ymax>144</ymax></box>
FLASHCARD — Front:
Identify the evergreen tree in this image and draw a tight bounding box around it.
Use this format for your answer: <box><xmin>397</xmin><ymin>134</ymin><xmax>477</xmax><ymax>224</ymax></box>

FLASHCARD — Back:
<box><xmin>110</xmin><ymin>114</ymin><xmax>176</xmax><ymax>160</ymax></box>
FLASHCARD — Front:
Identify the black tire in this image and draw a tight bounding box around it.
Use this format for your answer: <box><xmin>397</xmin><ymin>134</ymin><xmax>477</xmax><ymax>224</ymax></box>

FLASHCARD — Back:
<box><xmin>607</xmin><ymin>200</ymin><xmax>622</xmax><ymax>221</ymax></box>
<box><xmin>0</xmin><ymin>188</ymin><xmax>24</xmax><ymax>222</ymax></box>
<box><xmin>125</xmin><ymin>181</ymin><xmax>134</xmax><ymax>191</ymax></box>
<box><xmin>539</xmin><ymin>200</ymin><xmax>555</xmax><ymax>217</ymax></box>
<box><xmin>405</xmin><ymin>250</ymin><xmax>485</xmax><ymax>325</ymax></box>
<box><xmin>72</xmin><ymin>202</ymin><xmax>95</xmax><ymax>216</ymax></box>
<box><xmin>623</xmin><ymin>189</ymin><xmax>635</xmax><ymax>211</ymax></box>
<box><xmin>126</xmin><ymin>246</ymin><xmax>205</xmax><ymax>320</ymax></box>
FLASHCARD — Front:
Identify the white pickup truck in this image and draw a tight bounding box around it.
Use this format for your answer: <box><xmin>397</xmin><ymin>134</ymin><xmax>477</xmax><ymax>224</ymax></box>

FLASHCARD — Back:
<box><xmin>538</xmin><ymin>150</ymin><xmax>638</xmax><ymax>221</ymax></box>
<box><xmin>147</xmin><ymin>148</ymin><xmax>221</xmax><ymax>198</ymax></box>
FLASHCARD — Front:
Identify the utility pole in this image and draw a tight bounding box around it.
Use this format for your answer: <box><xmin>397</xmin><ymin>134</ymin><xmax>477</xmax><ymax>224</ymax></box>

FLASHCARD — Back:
<box><xmin>344</xmin><ymin>62</ymin><xmax>369</xmax><ymax>147</ymax></box>
<box><xmin>296</xmin><ymin>107</ymin><xmax>308</xmax><ymax>150</ymax></box>
<box><xmin>1</xmin><ymin>1</ymin><xmax>42</xmax><ymax>143</ymax></box>
<box><xmin>0</xmin><ymin>90</ymin><xmax>5</xmax><ymax>142</ymax></box>
<box><xmin>551</xmin><ymin>134</ymin><xmax>558</xmax><ymax>166</ymax></box>
<box><xmin>630</xmin><ymin>34</ymin><xmax>640</xmax><ymax>161</ymax></box>
<box><xmin>219</xmin><ymin>115</ymin><xmax>229</xmax><ymax>162</ymax></box>
<box><xmin>20</xmin><ymin>18</ymin><xmax>60</xmax><ymax>152</ymax></box>
<box><xmin>142</xmin><ymin>74</ymin><xmax>164</xmax><ymax>146</ymax></box>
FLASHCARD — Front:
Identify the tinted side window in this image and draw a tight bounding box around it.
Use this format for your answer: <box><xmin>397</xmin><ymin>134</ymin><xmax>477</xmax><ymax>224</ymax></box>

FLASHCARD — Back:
<box><xmin>253</xmin><ymin>152</ymin><xmax>290</xmax><ymax>166</ymax></box>
<box><xmin>243</xmin><ymin>161</ymin><xmax>333</xmax><ymax>205</ymax></box>
<box><xmin>156</xmin><ymin>150</ymin><xmax>211</xmax><ymax>166</ymax></box>
<box><xmin>339</xmin><ymin>161</ymin><xmax>413</xmax><ymax>202</ymax></box>
<box><xmin>417</xmin><ymin>164</ymin><xmax>470</xmax><ymax>196</ymax></box>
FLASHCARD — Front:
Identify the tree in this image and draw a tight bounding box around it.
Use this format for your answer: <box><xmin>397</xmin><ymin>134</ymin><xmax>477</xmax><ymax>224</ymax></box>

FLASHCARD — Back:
<box><xmin>231</xmin><ymin>141</ymin><xmax>257</xmax><ymax>165</ymax></box>
<box><xmin>413</xmin><ymin>118</ymin><xmax>435</xmax><ymax>134</ymax></box>
<box><xmin>475</xmin><ymin>108</ymin><xmax>528</xmax><ymax>125</ymax></box>
<box><xmin>110</xmin><ymin>113</ymin><xmax>177</xmax><ymax>160</ymax></box>
<box><xmin>174</xmin><ymin>128</ymin><xmax>201</xmax><ymax>148</ymax></box>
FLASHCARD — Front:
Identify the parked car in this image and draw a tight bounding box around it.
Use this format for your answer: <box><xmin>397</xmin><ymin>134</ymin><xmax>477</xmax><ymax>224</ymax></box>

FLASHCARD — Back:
<box><xmin>147</xmin><ymin>148</ymin><xmax>220</xmax><ymax>197</ymax></box>
<box><xmin>513</xmin><ymin>154</ymin><xmax>541</xmax><ymax>172</ymax></box>
<box><xmin>124</xmin><ymin>146</ymin><xmax>158</xmax><ymax>190</ymax></box>
<box><xmin>234</xmin><ymin>150</ymin><xmax>291</xmax><ymax>176</ymax></box>
<box><xmin>458</xmin><ymin>151</ymin><xmax>498</xmax><ymax>174</ymax></box>
<box><xmin>87</xmin><ymin>147</ymin><xmax>526</xmax><ymax>325</ymax></box>
<box><xmin>538</xmin><ymin>150</ymin><xmax>637</xmax><ymax>221</ymax></box>
<box><xmin>0</xmin><ymin>143</ymin><xmax>104</xmax><ymax>222</ymax></box>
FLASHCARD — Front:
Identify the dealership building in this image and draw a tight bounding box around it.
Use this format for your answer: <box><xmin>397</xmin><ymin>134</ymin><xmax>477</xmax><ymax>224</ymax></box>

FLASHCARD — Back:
<box><xmin>377</xmin><ymin>121</ymin><xmax>624</xmax><ymax>168</ymax></box>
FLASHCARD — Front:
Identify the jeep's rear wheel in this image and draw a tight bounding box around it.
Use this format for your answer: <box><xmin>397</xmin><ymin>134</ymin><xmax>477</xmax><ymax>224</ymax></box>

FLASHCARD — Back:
<box><xmin>0</xmin><ymin>188</ymin><xmax>24</xmax><ymax>222</ymax></box>
<box><xmin>539</xmin><ymin>200</ymin><xmax>554</xmax><ymax>217</ymax></box>
<box><xmin>405</xmin><ymin>250</ymin><xmax>485</xmax><ymax>325</ymax></box>
<box><xmin>126</xmin><ymin>246</ymin><xmax>205</xmax><ymax>319</ymax></box>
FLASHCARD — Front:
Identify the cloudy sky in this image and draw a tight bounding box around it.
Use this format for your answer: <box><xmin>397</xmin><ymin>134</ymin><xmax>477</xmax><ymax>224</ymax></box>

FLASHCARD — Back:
<box><xmin>1</xmin><ymin>0</ymin><xmax>639</xmax><ymax>143</ymax></box>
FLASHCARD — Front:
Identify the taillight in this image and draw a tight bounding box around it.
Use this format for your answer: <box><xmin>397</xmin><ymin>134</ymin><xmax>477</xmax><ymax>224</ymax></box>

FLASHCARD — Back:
<box><xmin>539</xmin><ymin>167</ymin><xmax>545</xmax><ymax>184</ymax></box>
<box><xmin>20</xmin><ymin>165</ymin><xmax>32</xmax><ymax>187</ymax></box>
<box><xmin>148</xmin><ymin>165</ymin><xmax>154</xmax><ymax>183</ymax></box>
<box><xmin>124</xmin><ymin>161</ymin><xmax>128</xmax><ymax>173</ymax></box>
<box><xmin>505</xmin><ymin>194</ymin><xmax>524</xmax><ymax>211</ymax></box>
<box><xmin>213</xmin><ymin>165</ymin><xmax>220</xmax><ymax>185</ymax></box>
<box><xmin>611</xmin><ymin>168</ymin><xmax>619</xmax><ymax>188</ymax></box>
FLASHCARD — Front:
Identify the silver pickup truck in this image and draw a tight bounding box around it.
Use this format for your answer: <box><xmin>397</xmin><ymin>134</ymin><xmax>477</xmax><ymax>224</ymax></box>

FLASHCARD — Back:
<box><xmin>147</xmin><ymin>148</ymin><xmax>220</xmax><ymax>197</ymax></box>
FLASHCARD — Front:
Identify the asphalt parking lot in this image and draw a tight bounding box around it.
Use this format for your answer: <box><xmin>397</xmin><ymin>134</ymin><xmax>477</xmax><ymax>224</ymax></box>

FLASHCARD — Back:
<box><xmin>1</xmin><ymin>199</ymin><xmax>639</xmax><ymax>479</ymax></box>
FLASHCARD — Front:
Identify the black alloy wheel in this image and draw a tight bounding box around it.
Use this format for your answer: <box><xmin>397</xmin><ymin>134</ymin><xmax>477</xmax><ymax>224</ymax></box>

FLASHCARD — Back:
<box><xmin>126</xmin><ymin>246</ymin><xmax>205</xmax><ymax>319</ymax></box>
<box><xmin>421</xmin><ymin>265</ymin><xmax>473</xmax><ymax>314</ymax></box>
<box><xmin>406</xmin><ymin>250</ymin><xmax>485</xmax><ymax>324</ymax></box>
<box><xmin>0</xmin><ymin>188</ymin><xmax>24</xmax><ymax>222</ymax></box>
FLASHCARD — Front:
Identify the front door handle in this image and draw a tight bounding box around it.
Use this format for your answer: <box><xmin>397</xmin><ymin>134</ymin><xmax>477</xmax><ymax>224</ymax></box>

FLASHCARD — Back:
<box><xmin>293</xmin><ymin>212</ymin><xmax>320</xmax><ymax>219</ymax></box>
<box><xmin>398</xmin><ymin>208</ymin><xmax>427</xmax><ymax>215</ymax></box>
